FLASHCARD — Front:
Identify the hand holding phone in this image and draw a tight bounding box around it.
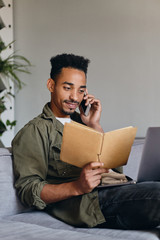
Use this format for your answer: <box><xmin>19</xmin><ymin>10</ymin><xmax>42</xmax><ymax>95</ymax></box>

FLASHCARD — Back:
<box><xmin>79</xmin><ymin>91</ymin><xmax>103</xmax><ymax>132</ymax></box>
<box><xmin>80</xmin><ymin>93</ymin><xmax>91</xmax><ymax>116</ymax></box>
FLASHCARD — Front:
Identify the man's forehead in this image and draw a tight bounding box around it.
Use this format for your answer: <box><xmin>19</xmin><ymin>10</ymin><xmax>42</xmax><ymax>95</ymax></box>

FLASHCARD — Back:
<box><xmin>55</xmin><ymin>67</ymin><xmax>87</xmax><ymax>86</ymax></box>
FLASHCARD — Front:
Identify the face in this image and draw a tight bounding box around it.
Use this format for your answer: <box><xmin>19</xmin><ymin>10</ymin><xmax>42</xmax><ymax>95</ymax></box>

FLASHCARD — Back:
<box><xmin>48</xmin><ymin>68</ymin><xmax>86</xmax><ymax>118</ymax></box>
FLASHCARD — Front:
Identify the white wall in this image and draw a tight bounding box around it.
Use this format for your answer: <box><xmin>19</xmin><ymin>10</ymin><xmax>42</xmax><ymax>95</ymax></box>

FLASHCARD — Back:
<box><xmin>13</xmin><ymin>0</ymin><xmax>160</xmax><ymax>138</ymax></box>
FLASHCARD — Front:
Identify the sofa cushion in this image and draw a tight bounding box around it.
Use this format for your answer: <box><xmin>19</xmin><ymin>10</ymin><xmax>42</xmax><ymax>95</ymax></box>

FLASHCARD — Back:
<box><xmin>6</xmin><ymin>212</ymin><xmax>160</xmax><ymax>240</ymax></box>
<box><xmin>0</xmin><ymin>219</ymin><xmax>119</xmax><ymax>240</ymax></box>
<box><xmin>0</xmin><ymin>148</ymin><xmax>30</xmax><ymax>217</ymax></box>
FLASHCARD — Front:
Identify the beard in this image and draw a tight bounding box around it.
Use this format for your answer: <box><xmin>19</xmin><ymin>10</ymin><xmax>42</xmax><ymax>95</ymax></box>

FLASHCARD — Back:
<box><xmin>62</xmin><ymin>100</ymin><xmax>79</xmax><ymax>116</ymax></box>
<box><xmin>62</xmin><ymin>109</ymin><xmax>75</xmax><ymax>116</ymax></box>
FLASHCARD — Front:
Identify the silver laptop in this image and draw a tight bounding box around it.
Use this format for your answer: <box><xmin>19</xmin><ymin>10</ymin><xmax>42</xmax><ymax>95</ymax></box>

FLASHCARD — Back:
<box><xmin>98</xmin><ymin>127</ymin><xmax>160</xmax><ymax>188</ymax></box>
<box><xmin>137</xmin><ymin>127</ymin><xmax>160</xmax><ymax>182</ymax></box>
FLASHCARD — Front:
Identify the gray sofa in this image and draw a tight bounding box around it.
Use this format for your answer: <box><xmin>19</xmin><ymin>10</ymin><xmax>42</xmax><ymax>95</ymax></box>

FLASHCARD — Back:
<box><xmin>0</xmin><ymin>140</ymin><xmax>160</xmax><ymax>240</ymax></box>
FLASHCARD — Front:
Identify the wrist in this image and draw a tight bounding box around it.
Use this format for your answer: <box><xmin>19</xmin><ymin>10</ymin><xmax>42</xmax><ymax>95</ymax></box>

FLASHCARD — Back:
<box><xmin>71</xmin><ymin>180</ymin><xmax>84</xmax><ymax>196</ymax></box>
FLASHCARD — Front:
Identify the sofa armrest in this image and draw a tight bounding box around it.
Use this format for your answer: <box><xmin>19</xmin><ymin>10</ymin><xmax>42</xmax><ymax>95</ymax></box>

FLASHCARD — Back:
<box><xmin>0</xmin><ymin>147</ymin><xmax>31</xmax><ymax>217</ymax></box>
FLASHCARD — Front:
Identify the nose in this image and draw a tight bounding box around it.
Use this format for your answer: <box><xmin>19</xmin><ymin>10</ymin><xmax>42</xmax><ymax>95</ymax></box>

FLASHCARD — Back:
<box><xmin>69</xmin><ymin>90</ymin><xmax>78</xmax><ymax>102</ymax></box>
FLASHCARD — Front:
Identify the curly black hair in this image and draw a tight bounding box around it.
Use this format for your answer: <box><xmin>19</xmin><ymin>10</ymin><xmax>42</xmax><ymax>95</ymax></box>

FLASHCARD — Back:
<box><xmin>50</xmin><ymin>53</ymin><xmax>90</xmax><ymax>81</ymax></box>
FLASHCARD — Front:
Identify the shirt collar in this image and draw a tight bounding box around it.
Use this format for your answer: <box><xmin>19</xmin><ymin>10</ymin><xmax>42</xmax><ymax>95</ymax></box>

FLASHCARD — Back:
<box><xmin>41</xmin><ymin>103</ymin><xmax>64</xmax><ymax>133</ymax></box>
<box><xmin>41</xmin><ymin>102</ymin><xmax>82</xmax><ymax>133</ymax></box>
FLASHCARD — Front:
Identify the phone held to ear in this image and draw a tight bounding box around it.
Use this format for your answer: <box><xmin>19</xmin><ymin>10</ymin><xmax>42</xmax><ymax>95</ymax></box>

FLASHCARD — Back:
<box><xmin>80</xmin><ymin>98</ymin><xmax>91</xmax><ymax>116</ymax></box>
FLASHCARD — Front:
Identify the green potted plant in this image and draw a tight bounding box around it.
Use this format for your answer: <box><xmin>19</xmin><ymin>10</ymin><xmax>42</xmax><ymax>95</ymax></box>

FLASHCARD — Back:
<box><xmin>0</xmin><ymin>40</ymin><xmax>31</xmax><ymax>146</ymax></box>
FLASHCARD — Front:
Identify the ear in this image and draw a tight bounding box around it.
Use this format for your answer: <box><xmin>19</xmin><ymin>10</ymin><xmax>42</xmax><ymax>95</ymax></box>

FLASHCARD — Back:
<box><xmin>47</xmin><ymin>78</ymin><xmax>55</xmax><ymax>92</ymax></box>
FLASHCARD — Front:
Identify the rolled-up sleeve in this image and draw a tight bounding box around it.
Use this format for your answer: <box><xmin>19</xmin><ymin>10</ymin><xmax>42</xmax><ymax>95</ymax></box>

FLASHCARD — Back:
<box><xmin>12</xmin><ymin>122</ymin><xmax>49</xmax><ymax>209</ymax></box>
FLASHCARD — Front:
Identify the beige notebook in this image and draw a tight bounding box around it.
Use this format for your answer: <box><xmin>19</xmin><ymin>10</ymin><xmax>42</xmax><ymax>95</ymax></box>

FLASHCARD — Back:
<box><xmin>60</xmin><ymin>122</ymin><xmax>137</xmax><ymax>169</ymax></box>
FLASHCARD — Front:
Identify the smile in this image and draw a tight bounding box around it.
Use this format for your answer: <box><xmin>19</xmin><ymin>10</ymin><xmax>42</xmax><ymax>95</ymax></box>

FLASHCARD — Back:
<box><xmin>64</xmin><ymin>101</ymin><xmax>79</xmax><ymax>109</ymax></box>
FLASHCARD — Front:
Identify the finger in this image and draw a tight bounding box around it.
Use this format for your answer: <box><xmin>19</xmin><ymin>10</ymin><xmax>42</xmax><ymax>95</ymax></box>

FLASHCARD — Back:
<box><xmin>91</xmin><ymin>178</ymin><xmax>102</xmax><ymax>188</ymax></box>
<box><xmin>86</xmin><ymin>98</ymin><xmax>101</xmax><ymax>109</ymax></box>
<box><xmin>84</xmin><ymin>175</ymin><xmax>101</xmax><ymax>189</ymax></box>
<box><xmin>84</xmin><ymin>161</ymin><xmax>104</xmax><ymax>170</ymax></box>
<box><xmin>84</xmin><ymin>94</ymin><xmax>95</xmax><ymax>101</ymax></box>
<box><xmin>92</xmin><ymin>167</ymin><xmax>108</xmax><ymax>175</ymax></box>
<box><xmin>90</xmin><ymin>99</ymin><xmax>100</xmax><ymax>106</ymax></box>
<box><xmin>87</xmin><ymin>94</ymin><xmax>95</xmax><ymax>99</ymax></box>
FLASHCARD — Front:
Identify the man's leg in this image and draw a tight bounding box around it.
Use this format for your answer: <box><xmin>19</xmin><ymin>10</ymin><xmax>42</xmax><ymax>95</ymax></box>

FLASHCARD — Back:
<box><xmin>98</xmin><ymin>182</ymin><xmax>160</xmax><ymax>230</ymax></box>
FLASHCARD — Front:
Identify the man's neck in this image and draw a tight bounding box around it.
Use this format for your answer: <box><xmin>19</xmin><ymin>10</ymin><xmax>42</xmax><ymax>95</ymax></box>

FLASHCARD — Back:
<box><xmin>50</xmin><ymin>101</ymin><xmax>70</xmax><ymax>118</ymax></box>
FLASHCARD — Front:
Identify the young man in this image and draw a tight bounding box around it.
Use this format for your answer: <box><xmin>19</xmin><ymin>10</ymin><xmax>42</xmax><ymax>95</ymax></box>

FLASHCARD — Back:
<box><xmin>12</xmin><ymin>54</ymin><xmax>160</xmax><ymax>229</ymax></box>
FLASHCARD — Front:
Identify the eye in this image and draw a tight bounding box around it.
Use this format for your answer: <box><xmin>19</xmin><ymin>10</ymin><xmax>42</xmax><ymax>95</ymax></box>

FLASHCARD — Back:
<box><xmin>79</xmin><ymin>89</ymin><xmax>85</xmax><ymax>94</ymax></box>
<box><xmin>64</xmin><ymin>86</ymin><xmax>71</xmax><ymax>91</ymax></box>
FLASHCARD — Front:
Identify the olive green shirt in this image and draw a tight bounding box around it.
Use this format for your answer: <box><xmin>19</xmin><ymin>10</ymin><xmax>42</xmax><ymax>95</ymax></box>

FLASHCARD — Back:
<box><xmin>12</xmin><ymin>103</ymin><xmax>106</xmax><ymax>227</ymax></box>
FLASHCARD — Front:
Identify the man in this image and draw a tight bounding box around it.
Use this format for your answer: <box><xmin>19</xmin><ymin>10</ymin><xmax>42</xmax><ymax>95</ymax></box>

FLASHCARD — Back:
<box><xmin>12</xmin><ymin>53</ymin><xmax>160</xmax><ymax>229</ymax></box>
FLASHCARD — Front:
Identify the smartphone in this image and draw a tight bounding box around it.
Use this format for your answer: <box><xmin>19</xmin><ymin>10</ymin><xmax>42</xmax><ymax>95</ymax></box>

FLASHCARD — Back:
<box><xmin>80</xmin><ymin>96</ymin><xmax>91</xmax><ymax>116</ymax></box>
